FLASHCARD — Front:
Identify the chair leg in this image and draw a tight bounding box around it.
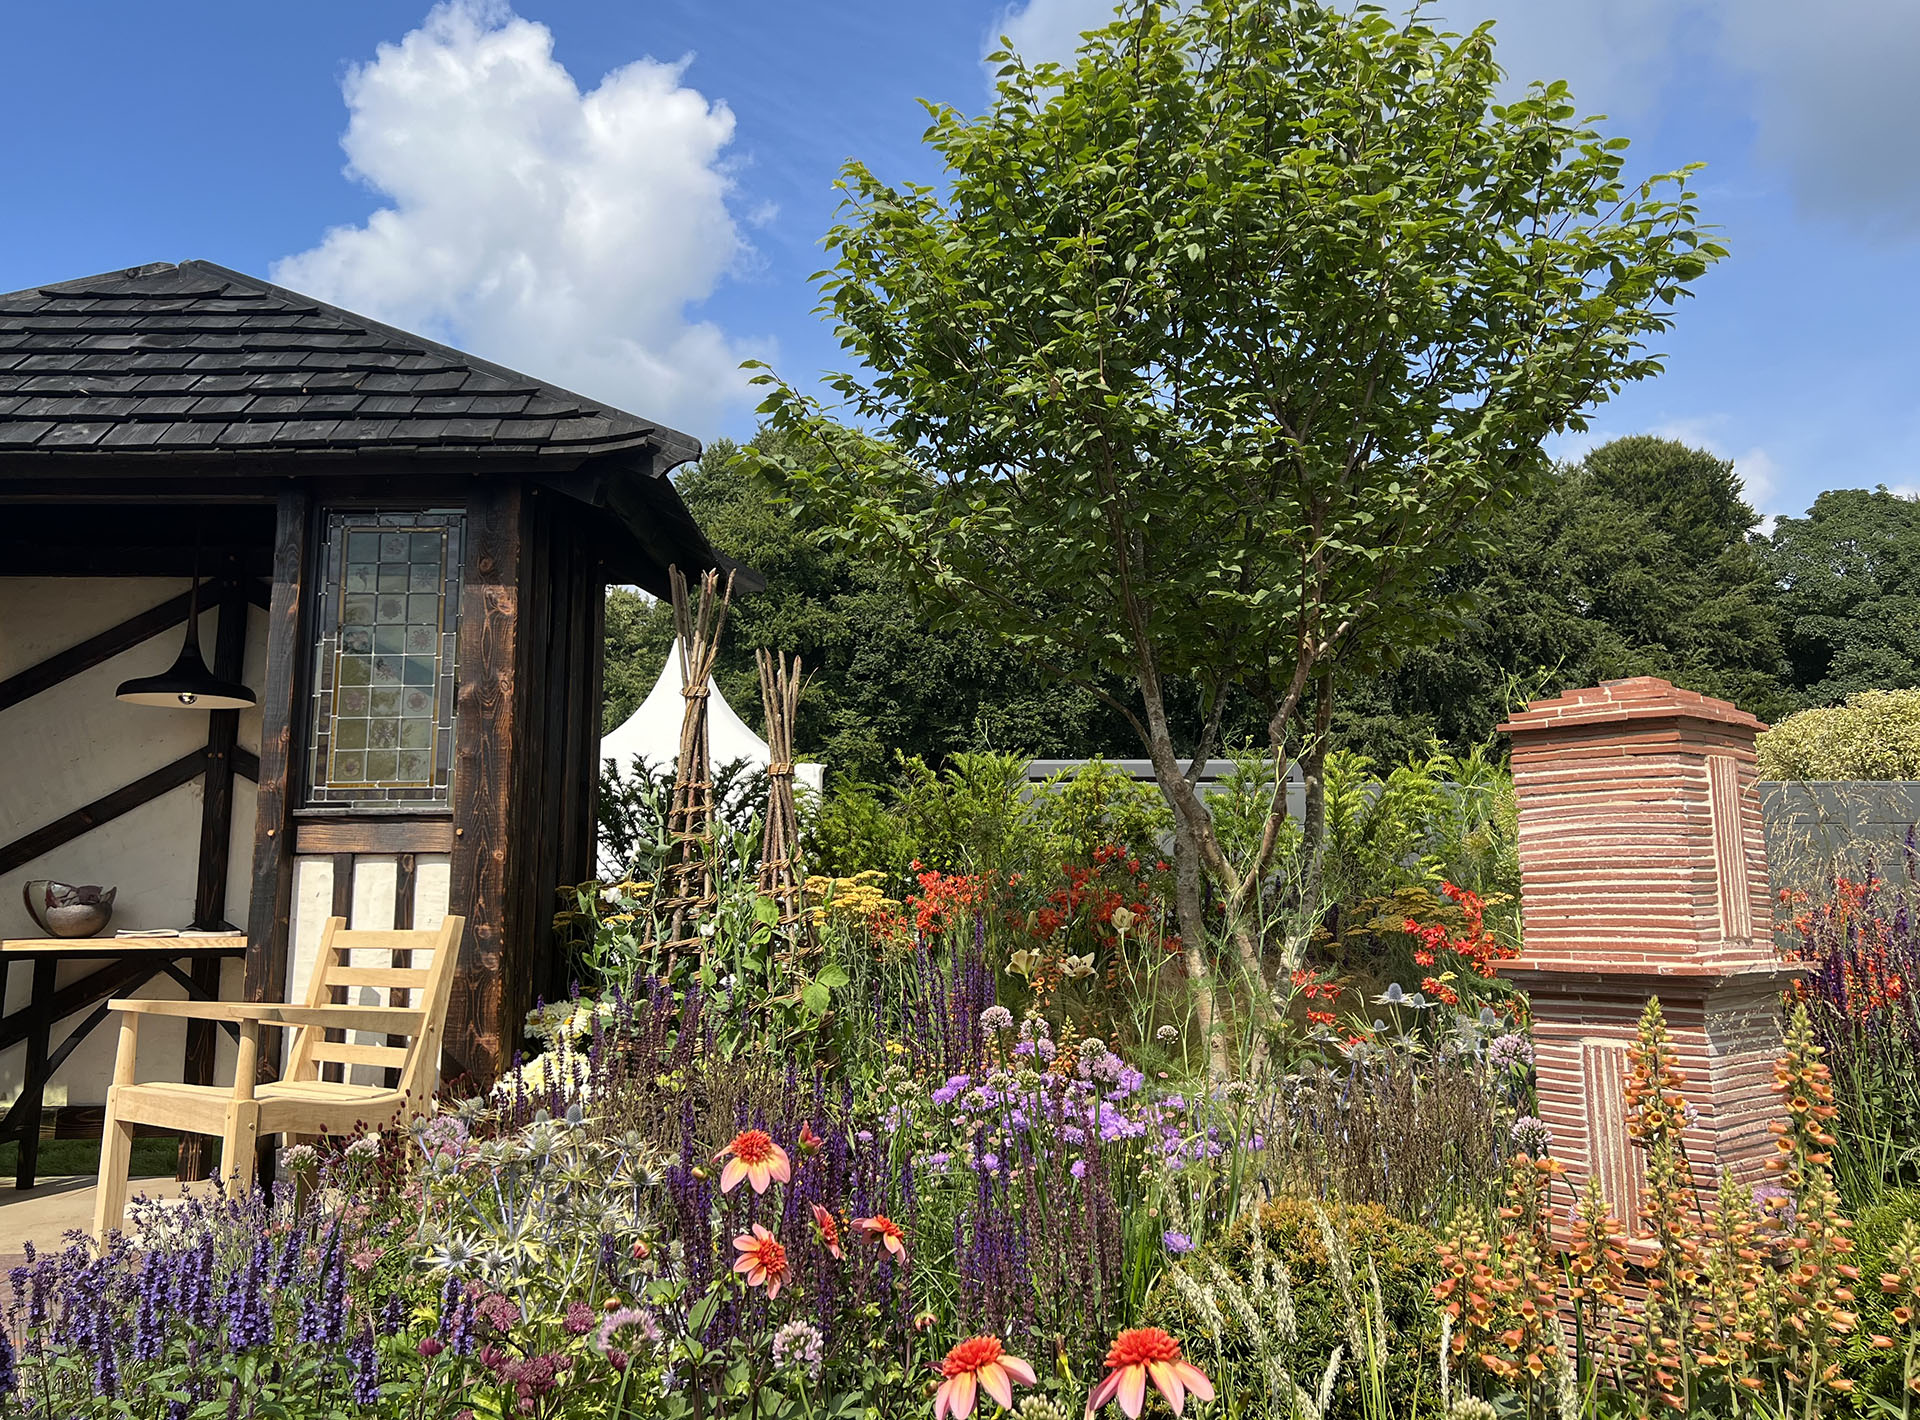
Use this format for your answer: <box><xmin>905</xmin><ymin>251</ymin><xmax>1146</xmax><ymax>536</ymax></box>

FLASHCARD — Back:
<box><xmin>222</xmin><ymin>1101</ymin><xmax>261</xmax><ymax>1198</ymax></box>
<box><xmin>91</xmin><ymin>1089</ymin><xmax>135</xmax><ymax>1245</ymax></box>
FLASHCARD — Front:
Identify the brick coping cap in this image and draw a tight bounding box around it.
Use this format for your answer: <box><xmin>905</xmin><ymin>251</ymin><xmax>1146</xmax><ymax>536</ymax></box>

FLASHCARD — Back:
<box><xmin>1499</xmin><ymin>959</ymin><xmax>1804</xmax><ymax>992</ymax></box>
<box><xmin>1498</xmin><ymin>676</ymin><xmax>1768</xmax><ymax>737</ymax></box>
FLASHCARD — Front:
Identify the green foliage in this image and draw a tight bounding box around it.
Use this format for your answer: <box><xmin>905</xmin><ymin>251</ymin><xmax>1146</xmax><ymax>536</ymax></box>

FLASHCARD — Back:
<box><xmin>1336</xmin><ymin>436</ymin><xmax>1789</xmax><ymax>763</ymax></box>
<box><xmin>806</xmin><ymin>753</ymin><xmax>1170</xmax><ymax>882</ymax></box>
<box><xmin>602</xmin><ymin>435</ymin><xmax>1134</xmax><ymax>777</ymax></box>
<box><xmin>1844</xmin><ymin>1190</ymin><xmax>1920</xmax><ymax>1406</ymax></box>
<box><xmin>1155</xmin><ymin>1198</ymin><xmax>1440</xmax><ymax>1420</ymax></box>
<box><xmin>1757</xmin><ymin>688</ymin><xmax>1920</xmax><ymax>780</ymax></box>
<box><xmin>1770</xmin><ymin>486</ymin><xmax>1920</xmax><ymax>706</ymax></box>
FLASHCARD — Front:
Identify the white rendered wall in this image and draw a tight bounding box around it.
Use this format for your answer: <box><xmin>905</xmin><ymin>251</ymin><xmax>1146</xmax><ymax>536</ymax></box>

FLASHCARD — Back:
<box><xmin>0</xmin><ymin>577</ymin><xmax>266</xmax><ymax>1108</ymax></box>
<box><xmin>287</xmin><ymin>852</ymin><xmax>453</xmax><ymax>1087</ymax></box>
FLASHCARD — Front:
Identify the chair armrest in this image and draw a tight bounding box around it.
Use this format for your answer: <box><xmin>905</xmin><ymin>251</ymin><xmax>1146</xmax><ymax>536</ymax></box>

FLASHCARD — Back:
<box><xmin>108</xmin><ymin>1000</ymin><xmax>427</xmax><ymax>1035</ymax></box>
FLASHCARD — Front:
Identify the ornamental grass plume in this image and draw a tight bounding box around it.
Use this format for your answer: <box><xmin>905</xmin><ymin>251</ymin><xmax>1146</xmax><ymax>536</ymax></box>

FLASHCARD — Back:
<box><xmin>933</xmin><ymin>1335</ymin><xmax>1037</xmax><ymax>1418</ymax></box>
<box><xmin>1085</xmin><ymin>1328</ymin><xmax>1213</xmax><ymax>1418</ymax></box>
<box><xmin>715</xmin><ymin>1128</ymin><xmax>792</xmax><ymax>1195</ymax></box>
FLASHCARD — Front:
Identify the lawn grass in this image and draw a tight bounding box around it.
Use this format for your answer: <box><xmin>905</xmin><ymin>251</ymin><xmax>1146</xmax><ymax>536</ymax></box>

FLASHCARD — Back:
<box><xmin>0</xmin><ymin>1137</ymin><xmax>184</xmax><ymax>1179</ymax></box>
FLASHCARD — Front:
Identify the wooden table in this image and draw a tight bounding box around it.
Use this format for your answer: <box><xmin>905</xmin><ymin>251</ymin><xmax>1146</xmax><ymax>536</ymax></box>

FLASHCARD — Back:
<box><xmin>0</xmin><ymin>935</ymin><xmax>246</xmax><ymax>1189</ymax></box>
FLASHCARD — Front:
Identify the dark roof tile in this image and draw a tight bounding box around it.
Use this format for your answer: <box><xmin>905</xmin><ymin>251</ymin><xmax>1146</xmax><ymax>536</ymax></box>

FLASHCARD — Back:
<box><xmin>0</xmin><ymin>260</ymin><xmax>681</xmax><ymax>461</ymax></box>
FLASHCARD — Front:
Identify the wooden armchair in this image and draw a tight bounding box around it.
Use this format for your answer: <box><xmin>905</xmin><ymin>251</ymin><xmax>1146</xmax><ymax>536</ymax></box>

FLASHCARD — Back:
<box><xmin>92</xmin><ymin>914</ymin><xmax>464</xmax><ymax>1241</ymax></box>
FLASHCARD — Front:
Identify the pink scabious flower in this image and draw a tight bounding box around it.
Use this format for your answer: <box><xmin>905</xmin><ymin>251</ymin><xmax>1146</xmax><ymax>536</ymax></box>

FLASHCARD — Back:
<box><xmin>715</xmin><ymin>1129</ymin><xmax>792</xmax><ymax>1195</ymax></box>
<box><xmin>934</xmin><ymin>1335</ymin><xmax>1036</xmax><ymax>1418</ymax></box>
<box><xmin>595</xmin><ymin>1306</ymin><xmax>660</xmax><ymax>1356</ymax></box>
<box><xmin>1086</xmin><ymin>1329</ymin><xmax>1213</xmax><ymax>1418</ymax></box>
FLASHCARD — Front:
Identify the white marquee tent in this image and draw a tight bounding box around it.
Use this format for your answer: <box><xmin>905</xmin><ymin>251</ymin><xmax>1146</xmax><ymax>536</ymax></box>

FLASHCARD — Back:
<box><xmin>598</xmin><ymin>639</ymin><xmax>823</xmax><ymax>794</ymax></box>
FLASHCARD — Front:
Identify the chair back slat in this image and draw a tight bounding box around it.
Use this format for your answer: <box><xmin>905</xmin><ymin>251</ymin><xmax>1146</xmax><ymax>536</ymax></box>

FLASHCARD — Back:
<box><xmin>284</xmin><ymin>916</ymin><xmax>464</xmax><ymax>1095</ymax></box>
<box><xmin>307</xmin><ymin>1039</ymin><xmax>411</xmax><ymax>1071</ymax></box>
<box><xmin>329</xmin><ymin>966</ymin><xmax>433</xmax><ymax>991</ymax></box>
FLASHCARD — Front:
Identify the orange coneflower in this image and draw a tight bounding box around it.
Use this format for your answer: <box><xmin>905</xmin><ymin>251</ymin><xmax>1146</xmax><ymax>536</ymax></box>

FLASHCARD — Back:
<box><xmin>715</xmin><ymin>1129</ymin><xmax>792</xmax><ymax>1195</ymax></box>
<box><xmin>732</xmin><ymin>1224</ymin><xmax>791</xmax><ymax>1299</ymax></box>
<box><xmin>934</xmin><ymin>1335</ymin><xmax>1036</xmax><ymax>1418</ymax></box>
<box><xmin>812</xmin><ymin>1203</ymin><xmax>844</xmax><ymax>1260</ymax></box>
<box><xmin>853</xmin><ymin>1213</ymin><xmax>907</xmax><ymax>1260</ymax></box>
<box><xmin>1086</xmin><ymin>1328</ymin><xmax>1213</xmax><ymax>1418</ymax></box>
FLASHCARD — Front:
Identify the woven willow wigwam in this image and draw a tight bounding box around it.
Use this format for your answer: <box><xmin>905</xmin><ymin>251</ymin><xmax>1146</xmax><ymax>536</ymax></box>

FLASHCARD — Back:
<box><xmin>756</xmin><ymin>649</ymin><xmax>805</xmax><ymax>931</ymax></box>
<box><xmin>658</xmin><ymin>566</ymin><xmax>733</xmax><ymax>959</ymax></box>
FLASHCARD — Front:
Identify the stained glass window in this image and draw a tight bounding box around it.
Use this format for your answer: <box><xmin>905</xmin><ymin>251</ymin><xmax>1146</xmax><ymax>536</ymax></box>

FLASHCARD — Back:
<box><xmin>306</xmin><ymin>510</ymin><xmax>464</xmax><ymax>807</ymax></box>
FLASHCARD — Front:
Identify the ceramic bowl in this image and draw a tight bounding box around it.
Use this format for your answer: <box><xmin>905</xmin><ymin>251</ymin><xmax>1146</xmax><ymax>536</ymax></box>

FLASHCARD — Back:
<box><xmin>22</xmin><ymin>880</ymin><xmax>117</xmax><ymax>938</ymax></box>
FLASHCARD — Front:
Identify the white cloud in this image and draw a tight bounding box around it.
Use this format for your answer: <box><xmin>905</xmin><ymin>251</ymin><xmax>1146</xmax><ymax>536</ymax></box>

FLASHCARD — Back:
<box><xmin>275</xmin><ymin>0</ymin><xmax>764</xmax><ymax>436</ymax></box>
<box><xmin>988</xmin><ymin>0</ymin><xmax>1116</xmax><ymax>70</ymax></box>
<box><xmin>990</xmin><ymin>0</ymin><xmax>1920</xmax><ymax>233</ymax></box>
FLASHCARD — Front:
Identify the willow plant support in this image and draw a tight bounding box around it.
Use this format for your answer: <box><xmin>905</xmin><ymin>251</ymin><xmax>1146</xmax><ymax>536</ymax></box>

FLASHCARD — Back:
<box><xmin>659</xmin><ymin>565</ymin><xmax>734</xmax><ymax>963</ymax></box>
<box><xmin>756</xmin><ymin>648</ymin><xmax>806</xmax><ymax>935</ymax></box>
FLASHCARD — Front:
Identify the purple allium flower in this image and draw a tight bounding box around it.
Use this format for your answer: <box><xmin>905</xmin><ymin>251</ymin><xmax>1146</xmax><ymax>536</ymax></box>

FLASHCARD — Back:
<box><xmin>1510</xmin><ymin>1115</ymin><xmax>1552</xmax><ymax>1156</ymax></box>
<box><xmin>979</xmin><ymin>1005</ymin><xmax>1015</xmax><ymax>1036</ymax></box>
<box><xmin>1036</xmin><ymin>1037</ymin><xmax>1057</xmax><ymax>1062</ymax></box>
<box><xmin>1163</xmin><ymin>1231</ymin><xmax>1194</xmax><ymax>1255</ymax></box>
<box><xmin>1487</xmin><ymin>1032</ymin><xmax>1534</xmax><ymax>1072</ymax></box>
<box><xmin>771</xmin><ymin>1319</ymin><xmax>824</xmax><ymax>1380</ymax></box>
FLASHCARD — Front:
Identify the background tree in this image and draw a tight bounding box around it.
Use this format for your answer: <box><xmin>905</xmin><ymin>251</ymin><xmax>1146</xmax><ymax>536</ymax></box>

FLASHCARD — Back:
<box><xmin>1768</xmin><ymin>487</ymin><xmax>1920</xmax><ymax>706</ymax></box>
<box><xmin>753</xmin><ymin>0</ymin><xmax>1722</xmax><ymax>1035</ymax></box>
<box><xmin>602</xmin><ymin>435</ymin><xmax>1136</xmax><ymax>777</ymax></box>
<box><xmin>1335</xmin><ymin>436</ymin><xmax>1789</xmax><ymax>760</ymax></box>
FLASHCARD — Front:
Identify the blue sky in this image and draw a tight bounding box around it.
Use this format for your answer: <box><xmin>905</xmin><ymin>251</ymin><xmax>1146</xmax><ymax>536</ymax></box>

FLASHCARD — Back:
<box><xmin>3</xmin><ymin>0</ymin><xmax>1916</xmax><ymax>522</ymax></box>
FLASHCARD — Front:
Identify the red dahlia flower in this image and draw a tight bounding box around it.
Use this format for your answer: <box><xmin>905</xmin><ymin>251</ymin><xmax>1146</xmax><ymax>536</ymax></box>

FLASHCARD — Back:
<box><xmin>934</xmin><ymin>1335</ymin><xmax>1036</xmax><ymax>1418</ymax></box>
<box><xmin>714</xmin><ymin>1129</ymin><xmax>791</xmax><ymax>1195</ymax></box>
<box><xmin>1086</xmin><ymin>1328</ymin><xmax>1213</xmax><ymax>1418</ymax></box>
<box><xmin>853</xmin><ymin>1213</ymin><xmax>907</xmax><ymax>1259</ymax></box>
<box><xmin>732</xmin><ymin>1224</ymin><xmax>790</xmax><ymax>1299</ymax></box>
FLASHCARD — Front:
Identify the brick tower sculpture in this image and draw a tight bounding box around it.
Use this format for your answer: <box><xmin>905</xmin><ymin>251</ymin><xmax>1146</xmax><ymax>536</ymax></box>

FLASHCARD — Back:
<box><xmin>1498</xmin><ymin>677</ymin><xmax>1796</xmax><ymax>1226</ymax></box>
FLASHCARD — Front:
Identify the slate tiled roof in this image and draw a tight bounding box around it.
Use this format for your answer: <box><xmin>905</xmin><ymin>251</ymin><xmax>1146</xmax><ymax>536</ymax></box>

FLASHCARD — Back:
<box><xmin>0</xmin><ymin>260</ymin><xmax>695</xmax><ymax>462</ymax></box>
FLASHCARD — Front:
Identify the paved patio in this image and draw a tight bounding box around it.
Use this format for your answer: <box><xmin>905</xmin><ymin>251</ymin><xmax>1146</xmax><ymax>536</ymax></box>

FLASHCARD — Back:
<box><xmin>0</xmin><ymin>1175</ymin><xmax>219</xmax><ymax>1263</ymax></box>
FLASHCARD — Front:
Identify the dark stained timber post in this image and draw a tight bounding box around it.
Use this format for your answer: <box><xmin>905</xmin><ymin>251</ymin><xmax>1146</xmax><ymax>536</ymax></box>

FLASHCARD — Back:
<box><xmin>446</xmin><ymin>484</ymin><xmax>522</xmax><ymax>1094</ymax></box>
<box><xmin>243</xmin><ymin>490</ymin><xmax>312</xmax><ymax>1104</ymax></box>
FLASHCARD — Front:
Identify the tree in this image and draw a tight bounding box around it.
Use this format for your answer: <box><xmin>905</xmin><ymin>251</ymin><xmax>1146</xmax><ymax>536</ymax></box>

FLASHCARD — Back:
<box><xmin>1768</xmin><ymin>487</ymin><xmax>1920</xmax><ymax>706</ymax></box>
<box><xmin>602</xmin><ymin>436</ymin><xmax>1137</xmax><ymax>776</ymax></box>
<box><xmin>753</xmin><ymin>0</ymin><xmax>1722</xmax><ymax>1036</ymax></box>
<box><xmin>1334</xmin><ymin>437</ymin><xmax>1789</xmax><ymax>760</ymax></box>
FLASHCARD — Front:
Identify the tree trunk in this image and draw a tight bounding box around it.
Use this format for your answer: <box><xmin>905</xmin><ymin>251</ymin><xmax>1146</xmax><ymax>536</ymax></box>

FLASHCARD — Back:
<box><xmin>1168</xmin><ymin>809</ymin><xmax>1225</xmax><ymax>1074</ymax></box>
<box><xmin>1299</xmin><ymin>672</ymin><xmax>1335</xmax><ymax>924</ymax></box>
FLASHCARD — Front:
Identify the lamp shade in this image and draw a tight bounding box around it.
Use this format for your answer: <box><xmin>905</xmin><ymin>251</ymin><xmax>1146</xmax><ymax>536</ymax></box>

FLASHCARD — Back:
<box><xmin>115</xmin><ymin>594</ymin><xmax>255</xmax><ymax>710</ymax></box>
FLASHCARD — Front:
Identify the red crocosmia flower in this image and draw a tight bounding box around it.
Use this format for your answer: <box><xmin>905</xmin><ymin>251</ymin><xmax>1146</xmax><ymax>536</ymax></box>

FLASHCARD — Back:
<box><xmin>1086</xmin><ymin>1329</ymin><xmax>1214</xmax><ymax>1418</ymax></box>
<box><xmin>812</xmin><ymin>1203</ymin><xmax>844</xmax><ymax>1260</ymax></box>
<box><xmin>934</xmin><ymin>1335</ymin><xmax>1036</xmax><ymax>1419</ymax></box>
<box><xmin>714</xmin><ymin>1129</ymin><xmax>791</xmax><ymax>1195</ymax></box>
<box><xmin>853</xmin><ymin>1214</ymin><xmax>907</xmax><ymax>1259</ymax></box>
<box><xmin>732</xmin><ymin>1224</ymin><xmax>790</xmax><ymax>1299</ymax></box>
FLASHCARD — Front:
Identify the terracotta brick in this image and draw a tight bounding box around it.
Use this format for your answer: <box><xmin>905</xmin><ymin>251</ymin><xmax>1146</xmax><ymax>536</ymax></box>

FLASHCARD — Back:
<box><xmin>1500</xmin><ymin>678</ymin><xmax>1790</xmax><ymax>1230</ymax></box>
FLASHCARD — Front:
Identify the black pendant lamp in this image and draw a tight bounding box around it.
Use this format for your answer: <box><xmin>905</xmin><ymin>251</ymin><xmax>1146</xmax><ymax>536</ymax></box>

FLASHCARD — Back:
<box><xmin>116</xmin><ymin>556</ymin><xmax>256</xmax><ymax>710</ymax></box>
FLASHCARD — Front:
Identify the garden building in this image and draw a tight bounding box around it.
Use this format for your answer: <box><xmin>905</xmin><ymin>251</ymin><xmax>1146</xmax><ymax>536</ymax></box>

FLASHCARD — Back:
<box><xmin>0</xmin><ymin>260</ymin><xmax>744</xmax><ymax>1161</ymax></box>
